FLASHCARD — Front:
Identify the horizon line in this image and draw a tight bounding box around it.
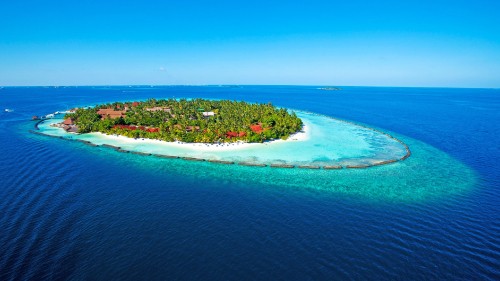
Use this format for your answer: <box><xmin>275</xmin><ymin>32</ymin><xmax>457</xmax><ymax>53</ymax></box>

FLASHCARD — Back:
<box><xmin>1</xmin><ymin>84</ymin><xmax>498</xmax><ymax>90</ymax></box>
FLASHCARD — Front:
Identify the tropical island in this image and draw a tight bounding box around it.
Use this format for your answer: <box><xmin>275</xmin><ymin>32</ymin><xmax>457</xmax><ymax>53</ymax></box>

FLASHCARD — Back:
<box><xmin>62</xmin><ymin>98</ymin><xmax>303</xmax><ymax>143</ymax></box>
<box><xmin>319</xmin><ymin>87</ymin><xmax>341</xmax><ymax>91</ymax></box>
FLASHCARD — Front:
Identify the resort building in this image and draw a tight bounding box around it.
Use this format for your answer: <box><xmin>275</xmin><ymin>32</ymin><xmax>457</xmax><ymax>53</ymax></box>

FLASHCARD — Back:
<box><xmin>145</xmin><ymin>107</ymin><xmax>171</xmax><ymax>112</ymax></box>
<box><xmin>62</xmin><ymin>117</ymin><xmax>78</xmax><ymax>133</ymax></box>
<box><xmin>63</xmin><ymin>117</ymin><xmax>75</xmax><ymax>125</ymax></box>
<box><xmin>97</xmin><ymin>108</ymin><xmax>126</xmax><ymax>119</ymax></box>
<box><xmin>226</xmin><ymin>131</ymin><xmax>246</xmax><ymax>138</ymax></box>
<box><xmin>250</xmin><ymin>124</ymin><xmax>263</xmax><ymax>133</ymax></box>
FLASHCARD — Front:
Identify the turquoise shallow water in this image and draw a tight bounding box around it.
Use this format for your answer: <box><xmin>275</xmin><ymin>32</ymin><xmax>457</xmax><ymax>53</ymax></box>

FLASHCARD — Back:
<box><xmin>0</xmin><ymin>86</ymin><xmax>498</xmax><ymax>280</ymax></box>
<box><xmin>72</xmin><ymin>128</ymin><xmax>476</xmax><ymax>202</ymax></box>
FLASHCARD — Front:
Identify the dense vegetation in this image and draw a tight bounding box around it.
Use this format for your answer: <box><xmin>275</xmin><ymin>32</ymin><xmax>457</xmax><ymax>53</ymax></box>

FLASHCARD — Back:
<box><xmin>64</xmin><ymin>98</ymin><xmax>303</xmax><ymax>143</ymax></box>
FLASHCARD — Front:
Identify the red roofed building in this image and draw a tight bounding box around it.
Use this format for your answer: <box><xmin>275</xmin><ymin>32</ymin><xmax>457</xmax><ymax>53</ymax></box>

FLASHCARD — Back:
<box><xmin>63</xmin><ymin>117</ymin><xmax>75</xmax><ymax>125</ymax></box>
<box><xmin>97</xmin><ymin>108</ymin><xmax>126</xmax><ymax>119</ymax></box>
<box><xmin>132</xmin><ymin>102</ymin><xmax>140</xmax><ymax>107</ymax></box>
<box><xmin>226</xmin><ymin>131</ymin><xmax>247</xmax><ymax>138</ymax></box>
<box><xmin>250</xmin><ymin>124</ymin><xmax>263</xmax><ymax>133</ymax></box>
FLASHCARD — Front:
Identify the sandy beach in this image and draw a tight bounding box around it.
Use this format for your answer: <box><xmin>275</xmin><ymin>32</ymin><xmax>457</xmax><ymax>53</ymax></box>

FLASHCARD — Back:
<box><xmin>86</xmin><ymin>123</ymin><xmax>310</xmax><ymax>152</ymax></box>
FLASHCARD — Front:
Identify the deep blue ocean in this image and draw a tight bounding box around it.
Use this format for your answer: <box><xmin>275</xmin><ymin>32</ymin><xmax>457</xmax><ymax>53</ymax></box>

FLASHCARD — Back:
<box><xmin>0</xmin><ymin>86</ymin><xmax>499</xmax><ymax>280</ymax></box>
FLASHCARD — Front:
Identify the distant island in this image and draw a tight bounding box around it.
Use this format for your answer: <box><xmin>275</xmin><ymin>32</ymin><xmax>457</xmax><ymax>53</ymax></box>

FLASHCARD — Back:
<box><xmin>319</xmin><ymin>87</ymin><xmax>341</xmax><ymax>91</ymax></box>
<box><xmin>62</xmin><ymin>99</ymin><xmax>303</xmax><ymax>143</ymax></box>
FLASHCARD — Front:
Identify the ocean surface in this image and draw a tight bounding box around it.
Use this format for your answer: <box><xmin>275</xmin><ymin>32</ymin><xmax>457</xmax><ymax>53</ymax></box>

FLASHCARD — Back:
<box><xmin>0</xmin><ymin>86</ymin><xmax>498</xmax><ymax>280</ymax></box>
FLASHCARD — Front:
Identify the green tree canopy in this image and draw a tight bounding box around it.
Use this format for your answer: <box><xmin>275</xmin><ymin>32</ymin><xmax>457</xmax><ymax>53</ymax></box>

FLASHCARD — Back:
<box><xmin>65</xmin><ymin>99</ymin><xmax>303</xmax><ymax>143</ymax></box>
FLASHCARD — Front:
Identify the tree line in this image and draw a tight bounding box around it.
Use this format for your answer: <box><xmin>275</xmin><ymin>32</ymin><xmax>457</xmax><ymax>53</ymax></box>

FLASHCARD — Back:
<box><xmin>65</xmin><ymin>98</ymin><xmax>303</xmax><ymax>143</ymax></box>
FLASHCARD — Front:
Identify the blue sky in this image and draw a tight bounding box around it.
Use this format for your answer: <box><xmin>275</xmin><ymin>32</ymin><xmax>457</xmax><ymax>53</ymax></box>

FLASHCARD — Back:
<box><xmin>1</xmin><ymin>0</ymin><xmax>499</xmax><ymax>87</ymax></box>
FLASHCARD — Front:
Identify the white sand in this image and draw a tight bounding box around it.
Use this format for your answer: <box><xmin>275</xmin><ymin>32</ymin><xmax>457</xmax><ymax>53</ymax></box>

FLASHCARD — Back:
<box><xmin>86</xmin><ymin>124</ymin><xmax>310</xmax><ymax>152</ymax></box>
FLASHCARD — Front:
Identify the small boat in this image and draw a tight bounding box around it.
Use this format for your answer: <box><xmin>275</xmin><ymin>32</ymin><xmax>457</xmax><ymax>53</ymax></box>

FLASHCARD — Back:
<box><xmin>5</xmin><ymin>109</ymin><xmax>13</xmax><ymax>112</ymax></box>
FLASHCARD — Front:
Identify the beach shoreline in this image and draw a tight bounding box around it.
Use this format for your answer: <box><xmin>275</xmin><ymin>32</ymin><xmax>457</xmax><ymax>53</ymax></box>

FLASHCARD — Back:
<box><xmin>86</xmin><ymin>123</ymin><xmax>310</xmax><ymax>152</ymax></box>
